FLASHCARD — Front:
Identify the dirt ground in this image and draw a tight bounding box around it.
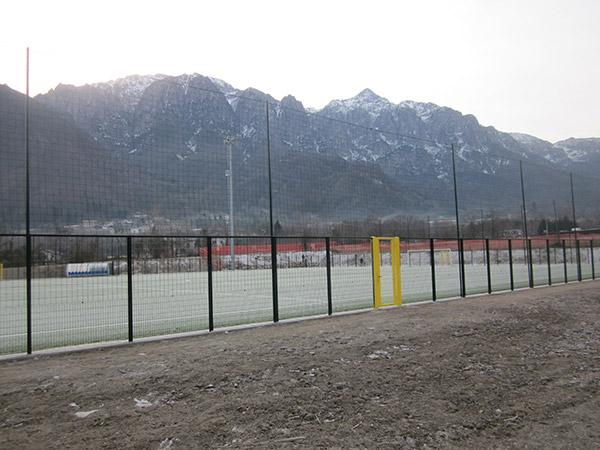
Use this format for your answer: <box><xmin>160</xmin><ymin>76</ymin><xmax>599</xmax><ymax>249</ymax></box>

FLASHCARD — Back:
<box><xmin>1</xmin><ymin>282</ymin><xmax>600</xmax><ymax>449</ymax></box>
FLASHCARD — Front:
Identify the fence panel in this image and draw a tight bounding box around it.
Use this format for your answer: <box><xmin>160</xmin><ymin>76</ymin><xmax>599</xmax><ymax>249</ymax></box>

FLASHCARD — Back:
<box><xmin>26</xmin><ymin>82</ymin><xmax>271</xmax><ymax>237</ymax></box>
<box><xmin>549</xmin><ymin>240</ymin><xmax>566</xmax><ymax>283</ymax></box>
<box><xmin>488</xmin><ymin>239</ymin><xmax>511</xmax><ymax>292</ymax></box>
<box><xmin>463</xmin><ymin>240</ymin><xmax>488</xmax><ymax>295</ymax></box>
<box><xmin>133</xmin><ymin>237</ymin><xmax>208</xmax><ymax>338</ymax></box>
<box><xmin>511</xmin><ymin>240</ymin><xmax>530</xmax><ymax>289</ymax></box>
<box><xmin>401</xmin><ymin>239</ymin><xmax>433</xmax><ymax>303</ymax></box>
<box><xmin>212</xmin><ymin>237</ymin><xmax>274</xmax><ymax>327</ymax></box>
<box><xmin>433</xmin><ymin>239</ymin><xmax>461</xmax><ymax>299</ymax></box>
<box><xmin>579</xmin><ymin>240</ymin><xmax>593</xmax><ymax>280</ymax></box>
<box><xmin>593</xmin><ymin>239</ymin><xmax>600</xmax><ymax>280</ymax></box>
<box><xmin>565</xmin><ymin>239</ymin><xmax>579</xmax><ymax>282</ymax></box>
<box><xmin>0</xmin><ymin>86</ymin><xmax>26</xmax><ymax>234</ymax></box>
<box><xmin>277</xmin><ymin>238</ymin><xmax>328</xmax><ymax>320</ymax></box>
<box><xmin>330</xmin><ymin>238</ymin><xmax>373</xmax><ymax>312</ymax></box>
<box><xmin>530</xmin><ymin>238</ymin><xmax>549</xmax><ymax>286</ymax></box>
<box><xmin>270</xmin><ymin>104</ymin><xmax>457</xmax><ymax>238</ymax></box>
<box><xmin>30</xmin><ymin>236</ymin><xmax>128</xmax><ymax>350</ymax></box>
<box><xmin>0</xmin><ymin>236</ymin><xmax>27</xmax><ymax>354</ymax></box>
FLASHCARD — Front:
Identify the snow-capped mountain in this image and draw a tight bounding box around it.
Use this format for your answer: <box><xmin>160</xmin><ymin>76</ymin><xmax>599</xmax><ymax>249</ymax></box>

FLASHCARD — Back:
<box><xmin>37</xmin><ymin>73</ymin><xmax>598</xmax><ymax>176</ymax></box>
<box><xmin>326</xmin><ymin>88</ymin><xmax>394</xmax><ymax>118</ymax></box>
<box><xmin>553</xmin><ymin>137</ymin><xmax>600</xmax><ymax>163</ymax></box>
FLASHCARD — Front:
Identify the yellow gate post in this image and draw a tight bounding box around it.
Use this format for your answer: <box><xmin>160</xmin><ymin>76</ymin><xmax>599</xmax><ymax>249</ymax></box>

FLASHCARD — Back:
<box><xmin>371</xmin><ymin>237</ymin><xmax>402</xmax><ymax>308</ymax></box>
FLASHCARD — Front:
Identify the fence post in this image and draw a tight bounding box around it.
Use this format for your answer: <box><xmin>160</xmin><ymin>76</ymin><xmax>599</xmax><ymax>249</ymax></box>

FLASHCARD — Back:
<box><xmin>546</xmin><ymin>239</ymin><xmax>552</xmax><ymax>286</ymax></box>
<box><xmin>591</xmin><ymin>240</ymin><xmax>595</xmax><ymax>280</ymax></box>
<box><xmin>207</xmin><ymin>237</ymin><xmax>214</xmax><ymax>331</ymax></box>
<box><xmin>430</xmin><ymin>238</ymin><xmax>437</xmax><ymax>302</ymax></box>
<box><xmin>527</xmin><ymin>239</ymin><xmax>534</xmax><ymax>288</ymax></box>
<box><xmin>576</xmin><ymin>240</ymin><xmax>582</xmax><ymax>282</ymax></box>
<box><xmin>450</xmin><ymin>143</ymin><xmax>463</xmax><ymax>297</ymax></box>
<box><xmin>459</xmin><ymin>239</ymin><xmax>466</xmax><ymax>297</ymax></box>
<box><xmin>26</xmin><ymin>234</ymin><xmax>32</xmax><ymax>354</ymax></box>
<box><xmin>562</xmin><ymin>240</ymin><xmax>568</xmax><ymax>283</ymax></box>
<box><xmin>508</xmin><ymin>239</ymin><xmax>514</xmax><ymax>291</ymax></box>
<box><xmin>127</xmin><ymin>236</ymin><xmax>133</xmax><ymax>342</ymax></box>
<box><xmin>325</xmin><ymin>237</ymin><xmax>333</xmax><ymax>315</ymax></box>
<box><xmin>271</xmin><ymin>237</ymin><xmax>279</xmax><ymax>322</ymax></box>
<box><xmin>485</xmin><ymin>239</ymin><xmax>491</xmax><ymax>294</ymax></box>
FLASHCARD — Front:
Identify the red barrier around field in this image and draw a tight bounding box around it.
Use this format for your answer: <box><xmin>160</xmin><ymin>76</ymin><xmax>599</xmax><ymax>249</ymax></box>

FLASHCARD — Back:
<box><xmin>198</xmin><ymin>241</ymin><xmax>378</xmax><ymax>256</ymax></box>
<box><xmin>198</xmin><ymin>234</ymin><xmax>600</xmax><ymax>257</ymax></box>
<box><xmin>401</xmin><ymin>235</ymin><xmax>599</xmax><ymax>252</ymax></box>
<box><xmin>199</xmin><ymin>242</ymin><xmax>325</xmax><ymax>257</ymax></box>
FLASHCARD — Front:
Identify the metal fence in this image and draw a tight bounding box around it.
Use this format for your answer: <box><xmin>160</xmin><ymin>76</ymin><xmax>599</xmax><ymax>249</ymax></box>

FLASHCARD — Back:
<box><xmin>0</xmin><ymin>233</ymin><xmax>598</xmax><ymax>356</ymax></box>
<box><xmin>2</xmin><ymin>53</ymin><xmax>600</xmax><ymax>356</ymax></box>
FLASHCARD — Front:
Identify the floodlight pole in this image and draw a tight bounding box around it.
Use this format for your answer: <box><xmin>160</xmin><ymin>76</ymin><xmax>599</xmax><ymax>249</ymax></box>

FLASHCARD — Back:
<box><xmin>553</xmin><ymin>199</ymin><xmax>560</xmax><ymax>241</ymax></box>
<box><xmin>570</xmin><ymin>172</ymin><xmax>577</xmax><ymax>240</ymax></box>
<box><xmin>480</xmin><ymin>209</ymin><xmax>485</xmax><ymax>240</ymax></box>
<box><xmin>224</xmin><ymin>136</ymin><xmax>235</xmax><ymax>270</ymax></box>
<box><xmin>519</xmin><ymin>160</ymin><xmax>528</xmax><ymax>240</ymax></box>
<box><xmin>451</xmin><ymin>144</ymin><xmax>460</xmax><ymax>239</ymax></box>
<box><xmin>427</xmin><ymin>215</ymin><xmax>431</xmax><ymax>238</ymax></box>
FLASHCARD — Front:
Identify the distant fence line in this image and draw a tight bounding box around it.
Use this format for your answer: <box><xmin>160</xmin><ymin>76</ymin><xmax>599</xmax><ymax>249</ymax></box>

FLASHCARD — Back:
<box><xmin>1</xmin><ymin>234</ymin><xmax>590</xmax><ymax>280</ymax></box>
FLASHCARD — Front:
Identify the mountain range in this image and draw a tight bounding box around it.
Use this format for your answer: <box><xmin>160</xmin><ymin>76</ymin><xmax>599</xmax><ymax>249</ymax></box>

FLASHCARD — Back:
<box><xmin>1</xmin><ymin>73</ymin><xmax>599</xmax><ymax>234</ymax></box>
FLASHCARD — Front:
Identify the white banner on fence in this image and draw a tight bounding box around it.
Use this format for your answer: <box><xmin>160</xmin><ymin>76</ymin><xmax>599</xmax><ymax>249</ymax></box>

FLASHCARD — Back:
<box><xmin>66</xmin><ymin>262</ymin><xmax>111</xmax><ymax>277</ymax></box>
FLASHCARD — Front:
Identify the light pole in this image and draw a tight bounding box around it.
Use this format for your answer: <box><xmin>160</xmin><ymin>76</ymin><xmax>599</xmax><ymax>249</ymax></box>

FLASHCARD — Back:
<box><xmin>427</xmin><ymin>215</ymin><xmax>431</xmax><ymax>238</ymax></box>
<box><xmin>569</xmin><ymin>172</ymin><xmax>578</xmax><ymax>240</ymax></box>
<box><xmin>224</xmin><ymin>136</ymin><xmax>235</xmax><ymax>270</ymax></box>
<box><xmin>553</xmin><ymin>200</ymin><xmax>560</xmax><ymax>241</ymax></box>
<box><xmin>480</xmin><ymin>209</ymin><xmax>485</xmax><ymax>240</ymax></box>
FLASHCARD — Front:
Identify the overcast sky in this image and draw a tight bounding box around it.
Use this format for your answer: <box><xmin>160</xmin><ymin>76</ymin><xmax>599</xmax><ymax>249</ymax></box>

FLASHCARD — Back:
<box><xmin>1</xmin><ymin>0</ymin><xmax>598</xmax><ymax>142</ymax></box>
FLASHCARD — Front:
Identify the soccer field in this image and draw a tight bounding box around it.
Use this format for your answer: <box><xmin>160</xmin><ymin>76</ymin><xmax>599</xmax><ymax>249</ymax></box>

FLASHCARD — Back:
<box><xmin>0</xmin><ymin>262</ymin><xmax>587</xmax><ymax>355</ymax></box>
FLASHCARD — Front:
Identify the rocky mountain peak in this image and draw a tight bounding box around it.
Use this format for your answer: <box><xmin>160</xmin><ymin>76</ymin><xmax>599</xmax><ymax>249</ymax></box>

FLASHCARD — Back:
<box><xmin>398</xmin><ymin>100</ymin><xmax>441</xmax><ymax>121</ymax></box>
<box><xmin>98</xmin><ymin>74</ymin><xmax>166</xmax><ymax>94</ymax></box>
<box><xmin>355</xmin><ymin>88</ymin><xmax>383</xmax><ymax>101</ymax></box>
<box><xmin>324</xmin><ymin>88</ymin><xmax>392</xmax><ymax>117</ymax></box>
<box><xmin>280</xmin><ymin>95</ymin><xmax>305</xmax><ymax>111</ymax></box>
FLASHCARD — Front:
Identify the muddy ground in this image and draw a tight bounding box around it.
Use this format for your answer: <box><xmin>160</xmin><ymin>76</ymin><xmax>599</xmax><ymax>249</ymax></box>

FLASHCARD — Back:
<box><xmin>1</xmin><ymin>282</ymin><xmax>600</xmax><ymax>449</ymax></box>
